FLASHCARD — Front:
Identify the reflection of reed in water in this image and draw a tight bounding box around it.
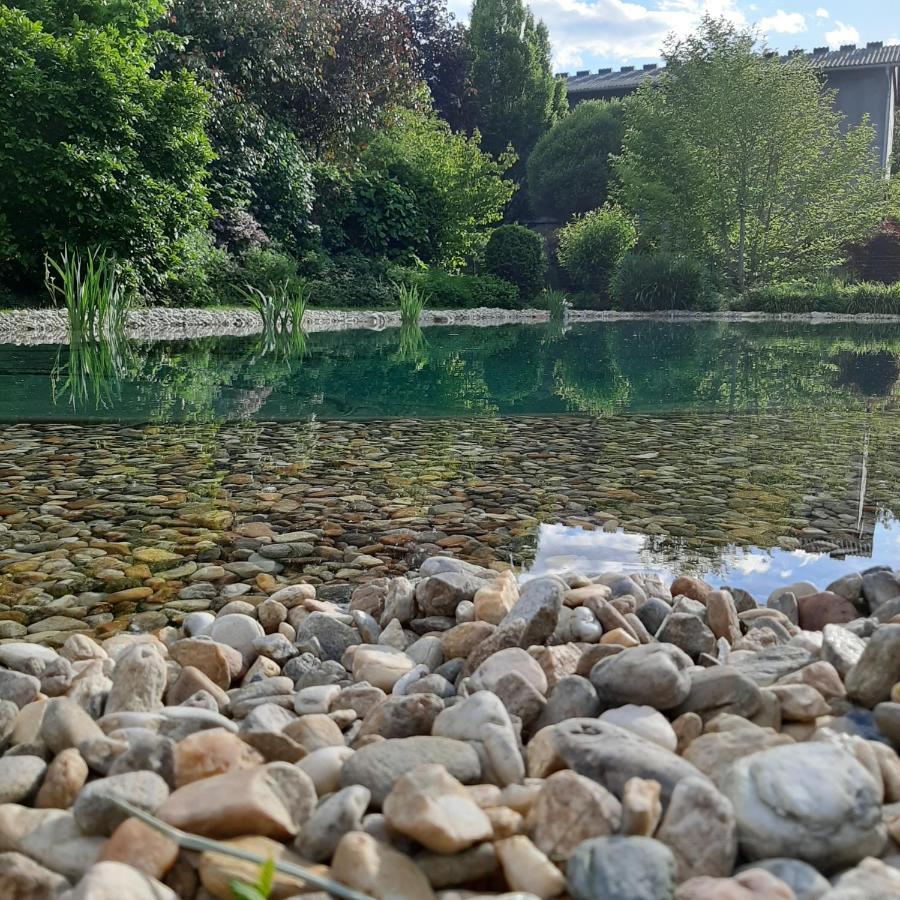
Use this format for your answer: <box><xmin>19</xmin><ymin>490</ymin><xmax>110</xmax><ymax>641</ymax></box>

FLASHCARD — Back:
<box><xmin>51</xmin><ymin>335</ymin><xmax>132</xmax><ymax>411</ymax></box>
<box><xmin>394</xmin><ymin>323</ymin><xmax>428</xmax><ymax>368</ymax></box>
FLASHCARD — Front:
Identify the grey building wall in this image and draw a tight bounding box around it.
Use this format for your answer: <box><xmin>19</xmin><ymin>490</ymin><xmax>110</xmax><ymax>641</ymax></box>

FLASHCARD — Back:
<box><xmin>825</xmin><ymin>68</ymin><xmax>896</xmax><ymax>170</ymax></box>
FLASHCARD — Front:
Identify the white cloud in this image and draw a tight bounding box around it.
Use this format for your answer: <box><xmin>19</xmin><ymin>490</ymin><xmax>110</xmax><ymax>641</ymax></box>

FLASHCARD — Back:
<box><xmin>888</xmin><ymin>37</ymin><xmax>900</xmax><ymax>46</ymax></box>
<box><xmin>759</xmin><ymin>9</ymin><xmax>806</xmax><ymax>35</ymax></box>
<box><xmin>825</xmin><ymin>20</ymin><xmax>860</xmax><ymax>47</ymax></box>
<box><xmin>815</xmin><ymin>7</ymin><xmax>829</xmax><ymax>18</ymax></box>
<box><xmin>517</xmin><ymin>0</ymin><xmax>747</xmax><ymax>70</ymax></box>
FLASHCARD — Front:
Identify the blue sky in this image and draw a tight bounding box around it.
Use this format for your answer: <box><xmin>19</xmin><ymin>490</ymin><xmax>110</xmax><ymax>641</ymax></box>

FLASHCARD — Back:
<box><xmin>448</xmin><ymin>0</ymin><xmax>898</xmax><ymax>73</ymax></box>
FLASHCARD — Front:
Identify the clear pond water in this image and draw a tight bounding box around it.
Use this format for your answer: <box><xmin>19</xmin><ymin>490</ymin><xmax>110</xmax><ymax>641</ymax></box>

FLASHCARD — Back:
<box><xmin>1</xmin><ymin>319</ymin><xmax>899</xmax><ymax>599</ymax></box>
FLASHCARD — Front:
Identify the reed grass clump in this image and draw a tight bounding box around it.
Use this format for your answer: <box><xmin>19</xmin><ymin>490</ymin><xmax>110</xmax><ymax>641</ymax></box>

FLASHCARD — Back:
<box><xmin>44</xmin><ymin>247</ymin><xmax>131</xmax><ymax>337</ymax></box>
<box><xmin>394</xmin><ymin>281</ymin><xmax>428</xmax><ymax>325</ymax></box>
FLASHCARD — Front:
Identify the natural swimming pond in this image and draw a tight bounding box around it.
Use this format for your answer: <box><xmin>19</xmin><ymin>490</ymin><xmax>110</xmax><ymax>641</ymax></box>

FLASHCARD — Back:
<box><xmin>0</xmin><ymin>319</ymin><xmax>899</xmax><ymax>626</ymax></box>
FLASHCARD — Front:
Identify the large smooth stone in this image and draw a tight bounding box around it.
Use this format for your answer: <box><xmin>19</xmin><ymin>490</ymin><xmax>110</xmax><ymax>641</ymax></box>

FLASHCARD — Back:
<box><xmin>383</xmin><ymin>764</ymin><xmax>492</xmax><ymax>854</ymax></box>
<box><xmin>340</xmin><ymin>736</ymin><xmax>481</xmax><ymax>806</ymax></box>
<box><xmin>655</xmin><ymin>775</ymin><xmax>736</xmax><ymax>880</ymax></box>
<box><xmin>65</xmin><ymin>860</ymin><xmax>176</xmax><ymax>900</ymax></box>
<box><xmin>566</xmin><ymin>836</ymin><xmax>677</xmax><ymax>900</ymax></box>
<box><xmin>0</xmin><ymin>756</ymin><xmax>46</xmax><ymax>804</ymax></box>
<box><xmin>432</xmin><ymin>690</ymin><xmax>524</xmax><ymax>786</ymax></box>
<box><xmin>527</xmin><ymin>718</ymin><xmax>707</xmax><ymax>806</ymax></box>
<box><xmin>332</xmin><ymin>831</ymin><xmax>435</xmax><ymax>900</ymax></box>
<box><xmin>590</xmin><ymin>643</ymin><xmax>692</xmax><ymax>711</ymax></box>
<box><xmin>721</xmin><ymin>742</ymin><xmax>886</xmax><ymax>871</ymax></box>
<box><xmin>499</xmin><ymin>575</ymin><xmax>565</xmax><ymax>645</ymax></box>
<box><xmin>158</xmin><ymin>762</ymin><xmax>316</xmax><ymax>839</ymax></box>
<box><xmin>105</xmin><ymin>644</ymin><xmax>167</xmax><ymax>714</ymax></box>
<box><xmin>72</xmin><ymin>771</ymin><xmax>170</xmax><ymax>836</ymax></box>
<box><xmin>845</xmin><ymin>624</ymin><xmax>900</xmax><ymax>708</ymax></box>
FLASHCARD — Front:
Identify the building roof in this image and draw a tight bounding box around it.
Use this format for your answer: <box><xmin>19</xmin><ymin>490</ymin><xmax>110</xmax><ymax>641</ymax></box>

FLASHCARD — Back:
<box><xmin>563</xmin><ymin>41</ymin><xmax>900</xmax><ymax>95</ymax></box>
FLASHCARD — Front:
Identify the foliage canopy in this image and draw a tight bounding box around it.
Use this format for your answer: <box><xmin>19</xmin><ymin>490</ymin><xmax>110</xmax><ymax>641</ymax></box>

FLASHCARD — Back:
<box><xmin>527</xmin><ymin>100</ymin><xmax>624</xmax><ymax>220</ymax></box>
<box><xmin>615</xmin><ymin>17</ymin><xmax>886</xmax><ymax>292</ymax></box>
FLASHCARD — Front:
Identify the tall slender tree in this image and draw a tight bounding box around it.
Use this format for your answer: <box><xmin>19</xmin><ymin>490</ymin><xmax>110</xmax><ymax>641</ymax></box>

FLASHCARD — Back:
<box><xmin>616</xmin><ymin>17</ymin><xmax>885</xmax><ymax>292</ymax></box>
<box><xmin>467</xmin><ymin>0</ymin><xmax>566</xmax><ymax>161</ymax></box>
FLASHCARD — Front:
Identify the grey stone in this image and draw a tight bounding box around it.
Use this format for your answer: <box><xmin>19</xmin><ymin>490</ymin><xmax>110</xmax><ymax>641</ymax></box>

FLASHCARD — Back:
<box><xmin>822</xmin><ymin>624</ymin><xmax>866</xmax><ymax>677</ymax></box>
<box><xmin>846</xmin><ymin>624</ymin><xmax>900</xmax><ymax>707</ymax></box>
<box><xmin>416</xmin><ymin>572</ymin><xmax>486</xmax><ymax>617</ymax></box>
<box><xmin>358</xmin><ymin>693</ymin><xmax>443</xmax><ymax>740</ymax></box>
<box><xmin>415</xmin><ymin>842</ymin><xmax>498</xmax><ymax>889</ymax></box>
<box><xmin>295</xmin><ymin>785</ymin><xmax>370</xmax><ymax>861</ymax></box>
<box><xmin>722</xmin><ymin>742</ymin><xmax>885</xmax><ymax>872</ymax></box>
<box><xmin>768</xmin><ymin>591</ymin><xmax>799</xmax><ymax>624</ymax></box>
<box><xmin>737</xmin><ymin>858</ymin><xmax>829</xmax><ymax>900</ymax></box>
<box><xmin>72</xmin><ymin>771</ymin><xmax>170</xmax><ymax>836</ymax></box>
<box><xmin>295</xmin><ymin>613</ymin><xmax>360</xmax><ymax>662</ymax></box>
<box><xmin>529</xmin><ymin>718</ymin><xmax>707</xmax><ymax>807</ymax></box>
<box><xmin>862</xmin><ymin>570</ymin><xmax>900</xmax><ymax>612</ymax></box>
<box><xmin>634</xmin><ymin>597</ymin><xmax>672</xmax><ymax>635</ymax></box>
<box><xmin>499</xmin><ymin>575</ymin><xmax>565</xmax><ymax>646</ymax></box>
<box><xmin>590</xmin><ymin>643</ymin><xmax>692</xmax><ymax>711</ymax></box>
<box><xmin>381</xmin><ymin>576</ymin><xmax>416</xmax><ymax>626</ymax></box>
<box><xmin>655</xmin><ymin>775</ymin><xmax>736</xmax><ymax>880</ymax></box>
<box><xmin>874</xmin><ymin>702</ymin><xmax>900</xmax><ymax>747</ymax></box>
<box><xmin>105</xmin><ymin>644</ymin><xmax>167</xmax><ymax>715</ymax></box>
<box><xmin>0</xmin><ymin>670</ymin><xmax>41</xmax><ymax>709</ymax></box>
<box><xmin>566</xmin><ymin>836</ymin><xmax>677</xmax><ymax>900</ymax></box>
<box><xmin>433</xmin><ymin>690</ymin><xmax>524</xmax><ymax>787</ymax></box>
<box><xmin>676</xmin><ymin>666</ymin><xmax>762</xmax><ymax>721</ymax></box>
<box><xmin>340</xmin><ymin>736</ymin><xmax>481</xmax><ymax>806</ymax></box>
<box><xmin>730</xmin><ymin>644</ymin><xmax>815</xmax><ymax>686</ymax></box>
<box><xmin>41</xmin><ymin>698</ymin><xmax>106</xmax><ymax>754</ymax></box>
<box><xmin>536</xmin><ymin>675</ymin><xmax>600</xmax><ymax>731</ymax></box>
<box><xmin>0</xmin><ymin>755</ymin><xmax>47</xmax><ymax>803</ymax></box>
<box><xmin>107</xmin><ymin>731</ymin><xmax>175</xmax><ymax>787</ymax></box>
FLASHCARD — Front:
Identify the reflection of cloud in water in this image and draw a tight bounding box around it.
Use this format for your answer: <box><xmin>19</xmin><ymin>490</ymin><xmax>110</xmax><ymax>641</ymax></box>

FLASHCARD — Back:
<box><xmin>528</xmin><ymin>515</ymin><xmax>900</xmax><ymax>600</ymax></box>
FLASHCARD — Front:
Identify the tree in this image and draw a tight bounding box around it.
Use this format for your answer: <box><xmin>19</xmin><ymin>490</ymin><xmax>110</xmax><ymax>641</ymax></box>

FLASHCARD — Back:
<box><xmin>166</xmin><ymin>0</ymin><xmax>418</xmax><ymax>154</ymax></box>
<box><xmin>615</xmin><ymin>17</ymin><xmax>886</xmax><ymax>293</ymax></box>
<box><xmin>321</xmin><ymin>105</ymin><xmax>515</xmax><ymax>266</ymax></box>
<box><xmin>468</xmin><ymin>0</ymin><xmax>567</xmax><ymax>160</ymax></box>
<box><xmin>404</xmin><ymin>0</ymin><xmax>472</xmax><ymax>132</ymax></box>
<box><xmin>527</xmin><ymin>100</ymin><xmax>624</xmax><ymax>219</ymax></box>
<box><xmin>0</xmin><ymin>0</ymin><xmax>212</xmax><ymax>293</ymax></box>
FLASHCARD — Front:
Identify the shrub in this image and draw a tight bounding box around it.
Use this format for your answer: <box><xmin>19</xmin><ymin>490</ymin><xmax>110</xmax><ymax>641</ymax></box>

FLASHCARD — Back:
<box><xmin>483</xmin><ymin>225</ymin><xmax>546</xmax><ymax>299</ymax></box>
<box><xmin>556</xmin><ymin>206</ymin><xmax>637</xmax><ymax>291</ymax></box>
<box><xmin>0</xmin><ymin>3</ymin><xmax>212</xmax><ymax>296</ymax></box>
<box><xmin>404</xmin><ymin>268</ymin><xmax>520</xmax><ymax>309</ymax></box>
<box><xmin>735</xmin><ymin>279</ymin><xmax>900</xmax><ymax>314</ymax></box>
<box><xmin>163</xmin><ymin>230</ymin><xmax>236</xmax><ymax>308</ymax></box>
<box><xmin>307</xmin><ymin>254</ymin><xmax>396</xmax><ymax>309</ymax></box>
<box><xmin>317</xmin><ymin>106</ymin><xmax>515</xmax><ymax>267</ymax></box>
<box><xmin>527</xmin><ymin>100</ymin><xmax>624</xmax><ymax>220</ymax></box>
<box><xmin>611</xmin><ymin>252</ymin><xmax>716</xmax><ymax>311</ymax></box>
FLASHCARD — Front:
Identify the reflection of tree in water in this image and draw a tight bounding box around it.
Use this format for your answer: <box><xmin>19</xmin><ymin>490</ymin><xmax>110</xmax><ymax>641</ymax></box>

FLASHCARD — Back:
<box><xmin>832</xmin><ymin>350</ymin><xmax>900</xmax><ymax>398</ymax></box>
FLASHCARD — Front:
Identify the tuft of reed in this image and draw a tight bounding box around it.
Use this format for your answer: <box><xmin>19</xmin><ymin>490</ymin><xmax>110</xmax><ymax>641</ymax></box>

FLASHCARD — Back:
<box><xmin>241</xmin><ymin>279</ymin><xmax>310</xmax><ymax>336</ymax></box>
<box><xmin>45</xmin><ymin>247</ymin><xmax>130</xmax><ymax>338</ymax></box>
<box><xmin>542</xmin><ymin>289</ymin><xmax>569</xmax><ymax>322</ymax></box>
<box><xmin>394</xmin><ymin>281</ymin><xmax>428</xmax><ymax>326</ymax></box>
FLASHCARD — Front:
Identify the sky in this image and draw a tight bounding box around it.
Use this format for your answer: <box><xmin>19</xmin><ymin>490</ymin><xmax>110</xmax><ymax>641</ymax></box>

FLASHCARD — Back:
<box><xmin>447</xmin><ymin>0</ymin><xmax>899</xmax><ymax>73</ymax></box>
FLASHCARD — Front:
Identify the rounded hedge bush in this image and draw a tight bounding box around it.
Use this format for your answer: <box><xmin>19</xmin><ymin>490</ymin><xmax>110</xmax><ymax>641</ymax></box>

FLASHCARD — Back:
<box><xmin>483</xmin><ymin>225</ymin><xmax>547</xmax><ymax>300</ymax></box>
<box><xmin>610</xmin><ymin>252</ymin><xmax>717</xmax><ymax>310</ymax></box>
<box><xmin>556</xmin><ymin>206</ymin><xmax>637</xmax><ymax>291</ymax></box>
<box><xmin>527</xmin><ymin>100</ymin><xmax>624</xmax><ymax>221</ymax></box>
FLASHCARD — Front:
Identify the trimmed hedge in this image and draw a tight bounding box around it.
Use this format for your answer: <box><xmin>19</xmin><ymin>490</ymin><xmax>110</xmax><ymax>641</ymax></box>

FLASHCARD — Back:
<box><xmin>404</xmin><ymin>268</ymin><xmax>520</xmax><ymax>309</ymax></box>
<box><xmin>483</xmin><ymin>225</ymin><xmax>546</xmax><ymax>300</ymax></box>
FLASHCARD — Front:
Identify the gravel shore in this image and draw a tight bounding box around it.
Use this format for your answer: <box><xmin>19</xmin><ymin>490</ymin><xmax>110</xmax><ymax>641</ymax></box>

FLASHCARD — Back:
<box><xmin>3</xmin><ymin>305</ymin><xmax>900</xmax><ymax>345</ymax></box>
<box><xmin>1</xmin><ymin>552</ymin><xmax>899</xmax><ymax>898</ymax></box>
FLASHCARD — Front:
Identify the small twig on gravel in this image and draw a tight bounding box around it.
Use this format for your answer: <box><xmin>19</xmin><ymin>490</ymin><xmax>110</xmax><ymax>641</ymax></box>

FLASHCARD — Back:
<box><xmin>112</xmin><ymin>799</ymin><xmax>374</xmax><ymax>900</ymax></box>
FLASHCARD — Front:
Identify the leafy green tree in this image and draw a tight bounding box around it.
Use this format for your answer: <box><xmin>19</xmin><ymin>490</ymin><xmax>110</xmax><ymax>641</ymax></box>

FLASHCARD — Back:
<box><xmin>321</xmin><ymin>106</ymin><xmax>515</xmax><ymax>266</ymax></box>
<box><xmin>527</xmin><ymin>100</ymin><xmax>624</xmax><ymax>220</ymax></box>
<box><xmin>166</xmin><ymin>0</ymin><xmax>418</xmax><ymax>154</ymax></box>
<box><xmin>0</xmin><ymin>0</ymin><xmax>212</xmax><ymax>294</ymax></box>
<box><xmin>404</xmin><ymin>0</ymin><xmax>472</xmax><ymax>131</ymax></box>
<box><xmin>468</xmin><ymin>0</ymin><xmax>567</xmax><ymax>160</ymax></box>
<box><xmin>615</xmin><ymin>17</ymin><xmax>886</xmax><ymax>293</ymax></box>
